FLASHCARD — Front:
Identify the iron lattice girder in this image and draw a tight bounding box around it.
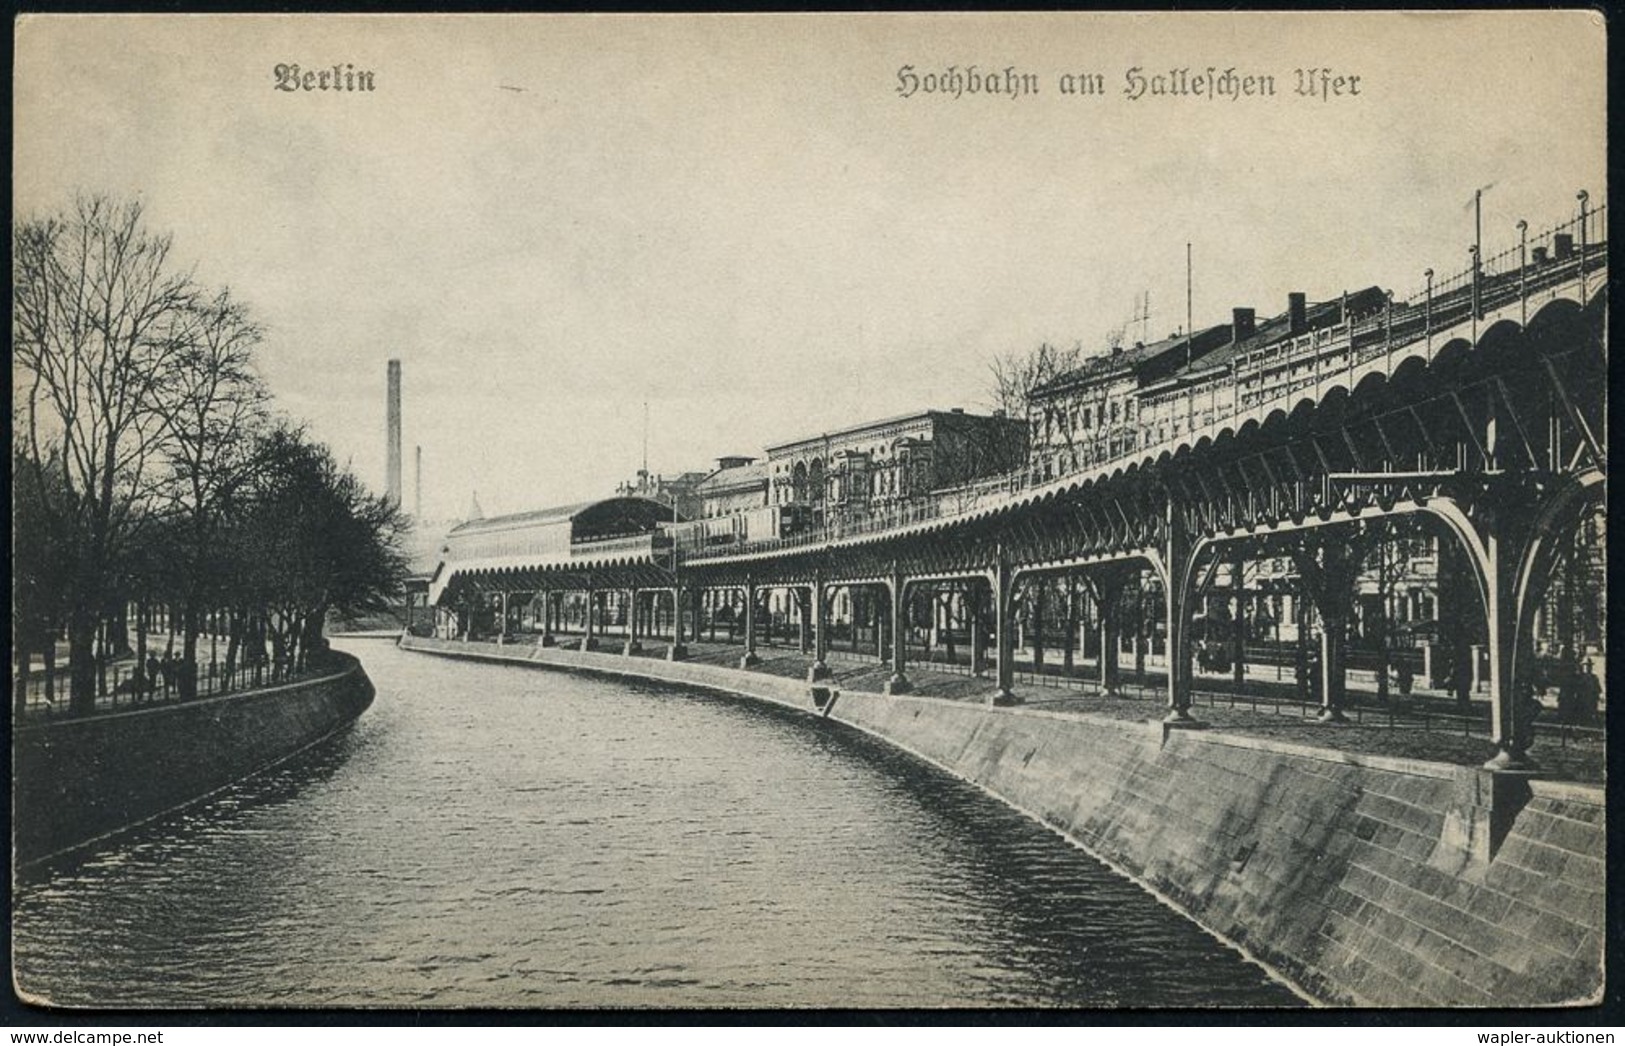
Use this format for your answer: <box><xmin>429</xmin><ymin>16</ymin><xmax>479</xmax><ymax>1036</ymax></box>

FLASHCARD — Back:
<box><xmin>1539</xmin><ymin>354</ymin><xmax>1606</xmax><ymax>471</ymax></box>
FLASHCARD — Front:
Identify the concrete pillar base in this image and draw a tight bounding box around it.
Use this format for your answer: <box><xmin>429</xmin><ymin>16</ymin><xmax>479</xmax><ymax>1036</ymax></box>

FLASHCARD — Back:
<box><xmin>883</xmin><ymin>674</ymin><xmax>911</xmax><ymax>695</ymax></box>
<box><xmin>989</xmin><ymin>688</ymin><xmax>1022</xmax><ymax>707</ymax></box>
<box><xmin>808</xmin><ymin>662</ymin><xmax>832</xmax><ymax>682</ymax></box>
<box><xmin>739</xmin><ymin>653</ymin><xmax>761</xmax><ymax>668</ymax></box>
<box><xmin>1316</xmin><ymin>707</ymin><xmax>1349</xmax><ymax>724</ymax></box>
<box><xmin>665</xmin><ymin>643</ymin><xmax>688</xmax><ymax>662</ymax></box>
<box><xmin>1482</xmin><ymin>745</ymin><xmax>1538</xmax><ymax>772</ymax></box>
<box><xmin>1162</xmin><ymin>707</ymin><xmax>1201</xmax><ymax>725</ymax></box>
<box><xmin>623</xmin><ymin>639</ymin><xmax>642</xmax><ymax>656</ymax></box>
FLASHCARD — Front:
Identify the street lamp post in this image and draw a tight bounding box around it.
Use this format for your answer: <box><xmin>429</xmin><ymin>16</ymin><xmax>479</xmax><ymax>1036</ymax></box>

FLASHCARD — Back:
<box><xmin>1517</xmin><ymin>219</ymin><xmax>1528</xmax><ymax>326</ymax></box>
<box><xmin>1384</xmin><ymin>289</ymin><xmax>1394</xmax><ymax>372</ymax></box>
<box><xmin>1577</xmin><ymin>190</ymin><xmax>1590</xmax><ymax>301</ymax></box>
<box><xmin>1469</xmin><ymin>245</ymin><xmax>1481</xmax><ymax>342</ymax></box>
<box><xmin>1424</xmin><ymin>269</ymin><xmax>1434</xmax><ymax>358</ymax></box>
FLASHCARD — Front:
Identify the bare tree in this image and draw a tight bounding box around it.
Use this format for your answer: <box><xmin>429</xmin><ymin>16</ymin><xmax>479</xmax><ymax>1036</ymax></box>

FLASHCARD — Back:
<box><xmin>151</xmin><ymin>288</ymin><xmax>270</xmax><ymax>697</ymax></box>
<box><xmin>988</xmin><ymin>341</ymin><xmax>1081</xmax><ymax>420</ymax></box>
<box><xmin>987</xmin><ymin>340</ymin><xmax>1084</xmax><ymax>482</ymax></box>
<box><xmin>13</xmin><ymin>196</ymin><xmax>197</xmax><ymax>710</ymax></box>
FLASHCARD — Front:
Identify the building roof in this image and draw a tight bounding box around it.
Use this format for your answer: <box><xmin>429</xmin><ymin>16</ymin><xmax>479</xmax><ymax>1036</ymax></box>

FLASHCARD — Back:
<box><xmin>764</xmin><ymin>408</ymin><xmax>1018</xmax><ymax>455</ymax></box>
<box><xmin>1032</xmin><ymin>324</ymin><xmax>1231</xmax><ymax>400</ymax></box>
<box><xmin>1142</xmin><ymin>286</ymin><xmax>1386</xmax><ymax>392</ymax></box>
<box><xmin>697</xmin><ymin>459</ymin><xmax>768</xmax><ymax>493</ymax></box>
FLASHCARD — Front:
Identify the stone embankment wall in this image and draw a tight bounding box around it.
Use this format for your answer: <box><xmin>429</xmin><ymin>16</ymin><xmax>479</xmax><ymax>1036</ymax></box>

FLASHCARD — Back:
<box><xmin>14</xmin><ymin>653</ymin><xmax>376</xmax><ymax>868</ymax></box>
<box><xmin>400</xmin><ymin>636</ymin><xmax>1604</xmax><ymax>1007</ymax></box>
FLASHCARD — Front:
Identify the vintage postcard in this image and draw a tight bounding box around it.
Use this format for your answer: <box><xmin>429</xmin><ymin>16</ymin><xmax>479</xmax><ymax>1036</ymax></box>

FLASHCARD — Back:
<box><xmin>11</xmin><ymin>11</ymin><xmax>1607</xmax><ymax>1018</ymax></box>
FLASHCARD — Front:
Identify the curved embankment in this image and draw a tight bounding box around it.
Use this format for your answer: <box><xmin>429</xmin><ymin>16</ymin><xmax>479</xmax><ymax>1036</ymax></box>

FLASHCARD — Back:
<box><xmin>400</xmin><ymin>634</ymin><xmax>1604</xmax><ymax>1009</ymax></box>
<box><xmin>14</xmin><ymin>652</ymin><xmax>375</xmax><ymax>869</ymax></box>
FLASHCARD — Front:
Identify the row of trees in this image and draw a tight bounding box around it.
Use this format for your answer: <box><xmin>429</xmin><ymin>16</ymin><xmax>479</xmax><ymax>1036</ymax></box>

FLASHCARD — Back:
<box><xmin>14</xmin><ymin>195</ymin><xmax>406</xmax><ymax>714</ymax></box>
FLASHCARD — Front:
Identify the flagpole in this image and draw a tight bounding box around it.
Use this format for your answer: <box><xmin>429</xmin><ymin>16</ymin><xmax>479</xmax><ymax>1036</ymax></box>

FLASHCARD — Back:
<box><xmin>1185</xmin><ymin>243</ymin><xmax>1193</xmax><ymax>367</ymax></box>
<box><xmin>1186</xmin><ymin>242</ymin><xmax>1194</xmax><ymax>436</ymax></box>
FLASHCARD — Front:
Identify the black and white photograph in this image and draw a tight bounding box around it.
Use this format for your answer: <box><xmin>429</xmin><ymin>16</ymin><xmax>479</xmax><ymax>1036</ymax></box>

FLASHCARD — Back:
<box><xmin>9</xmin><ymin>11</ymin><xmax>1609</xmax><ymax>1017</ymax></box>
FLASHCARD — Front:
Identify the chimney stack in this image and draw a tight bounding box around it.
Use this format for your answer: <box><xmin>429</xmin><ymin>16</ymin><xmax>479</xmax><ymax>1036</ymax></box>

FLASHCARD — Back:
<box><xmin>414</xmin><ymin>444</ymin><xmax>422</xmax><ymax>519</ymax></box>
<box><xmin>1231</xmin><ymin>307</ymin><xmax>1257</xmax><ymax>344</ymax></box>
<box><xmin>1532</xmin><ymin>245</ymin><xmax>1550</xmax><ymax>265</ymax></box>
<box><xmin>1554</xmin><ymin>233</ymin><xmax>1575</xmax><ymax>260</ymax></box>
<box><xmin>1288</xmin><ymin>293</ymin><xmax>1308</xmax><ymax>336</ymax></box>
<box><xmin>386</xmin><ymin>360</ymin><xmax>402</xmax><ymax>509</ymax></box>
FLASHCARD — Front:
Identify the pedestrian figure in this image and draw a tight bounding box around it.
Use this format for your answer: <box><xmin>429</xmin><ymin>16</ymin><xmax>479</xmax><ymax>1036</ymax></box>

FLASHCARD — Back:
<box><xmin>145</xmin><ymin>654</ymin><xmax>162</xmax><ymax>696</ymax></box>
<box><xmin>1394</xmin><ymin>659</ymin><xmax>1414</xmax><ymax>698</ymax></box>
<box><xmin>1579</xmin><ymin>660</ymin><xmax>1602</xmax><ymax>718</ymax></box>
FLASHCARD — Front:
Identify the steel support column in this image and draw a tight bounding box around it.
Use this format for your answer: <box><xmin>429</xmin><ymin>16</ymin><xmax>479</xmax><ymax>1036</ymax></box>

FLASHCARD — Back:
<box><xmin>1317</xmin><ymin>606</ymin><xmax>1349</xmax><ymax>722</ymax></box>
<box><xmin>1291</xmin><ymin>537</ymin><xmax>1366</xmax><ymax>724</ymax></box>
<box><xmin>539</xmin><ymin>592</ymin><xmax>556</xmax><ymax>647</ymax></box>
<box><xmin>1089</xmin><ymin>571</ymin><xmax>1126</xmax><ymax>697</ymax></box>
<box><xmin>740</xmin><ymin>577</ymin><xmax>760</xmax><ymax>668</ymax></box>
<box><xmin>991</xmin><ymin>550</ymin><xmax>1020</xmax><ymax>706</ymax></box>
<box><xmin>809</xmin><ymin>575</ymin><xmax>831</xmax><ymax>682</ymax></box>
<box><xmin>1163</xmin><ymin>501</ymin><xmax>1198</xmax><ymax>724</ymax></box>
<box><xmin>885</xmin><ymin>565</ymin><xmax>911</xmax><ymax>694</ymax></box>
<box><xmin>624</xmin><ymin>588</ymin><xmax>642</xmax><ymax>655</ymax></box>
<box><xmin>1477</xmin><ymin>505</ymin><xmax>1539</xmax><ymax>769</ymax></box>
<box><xmin>970</xmin><ymin>584</ymin><xmax>987</xmax><ymax>677</ymax></box>
<box><xmin>874</xmin><ymin>586</ymin><xmax>886</xmax><ymax>661</ymax></box>
<box><xmin>668</xmin><ymin>580</ymin><xmax>688</xmax><ymax>660</ymax></box>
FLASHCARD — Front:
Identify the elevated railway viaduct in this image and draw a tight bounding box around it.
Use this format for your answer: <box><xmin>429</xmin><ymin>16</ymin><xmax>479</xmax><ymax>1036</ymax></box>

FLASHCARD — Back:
<box><xmin>429</xmin><ymin>210</ymin><xmax>1606</xmax><ymax>772</ymax></box>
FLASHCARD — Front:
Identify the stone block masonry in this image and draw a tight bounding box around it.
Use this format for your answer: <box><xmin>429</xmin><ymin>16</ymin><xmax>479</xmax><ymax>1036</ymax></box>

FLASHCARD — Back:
<box><xmin>14</xmin><ymin>654</ymin><xmax>376</xmax><ymax>869</ymax></box>
<box><xmin>400</xmin><ymin>636</ymin><xmax>1603</xmax><ymax>1007</ymax></box>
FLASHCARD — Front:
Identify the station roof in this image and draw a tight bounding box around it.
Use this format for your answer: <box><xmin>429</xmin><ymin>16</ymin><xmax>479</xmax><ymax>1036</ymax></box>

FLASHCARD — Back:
<box><xmin>450</xmin><ymin>495</ymin><xmax>682</xmax><ymax>533</ymax></box>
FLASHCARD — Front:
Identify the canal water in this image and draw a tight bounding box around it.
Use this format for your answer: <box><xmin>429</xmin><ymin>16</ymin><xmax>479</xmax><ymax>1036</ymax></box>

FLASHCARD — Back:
<box><xmin>13</xmin><ymin>641</ymin><xmax>1302</xmax><ymax>1009</ymax></box>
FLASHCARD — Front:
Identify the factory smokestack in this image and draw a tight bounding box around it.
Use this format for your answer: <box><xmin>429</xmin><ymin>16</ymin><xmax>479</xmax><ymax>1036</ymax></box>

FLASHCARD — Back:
<box><xmin>415</xmin><ymin>444</ymin><xmax>422</xmax><ymax>519</ymax></box>
<box><xmin>386</xmin><ymin>360</ymin><xmax>402</xmax><ymax>509</ymax></box>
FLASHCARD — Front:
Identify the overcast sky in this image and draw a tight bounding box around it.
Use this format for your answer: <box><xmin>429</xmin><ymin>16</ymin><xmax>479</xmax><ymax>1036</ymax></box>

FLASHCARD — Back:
<box><xmin>14</xmin><ymin>13</ymin><xmax>1606</xmax><ymax>519</ymax></box>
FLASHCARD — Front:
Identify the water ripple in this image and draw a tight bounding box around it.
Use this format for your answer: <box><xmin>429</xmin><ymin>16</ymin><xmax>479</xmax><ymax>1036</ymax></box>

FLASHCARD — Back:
<box><xmin>14</xmin><ymin>641</ymin><xmax>1301</xmax><ymax>1009</ymax></box>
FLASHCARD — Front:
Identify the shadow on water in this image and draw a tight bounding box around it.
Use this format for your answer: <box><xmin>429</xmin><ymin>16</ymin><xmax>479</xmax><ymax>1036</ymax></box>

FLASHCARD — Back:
<box><xmin>17</xmin><ymin>719</ymin><xmax>375</xmax><ymax>889</ymax></box>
